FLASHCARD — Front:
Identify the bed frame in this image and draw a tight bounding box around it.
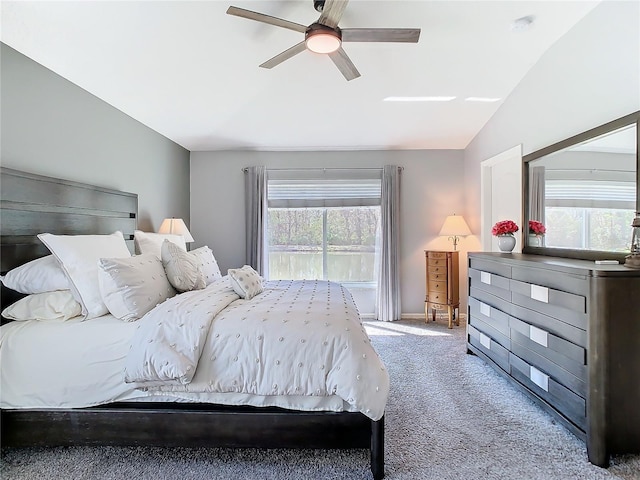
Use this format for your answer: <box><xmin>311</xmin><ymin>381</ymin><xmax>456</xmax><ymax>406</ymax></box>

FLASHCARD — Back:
<box><xmin>0</xmin><ymin>167</ymin><xmax>385</xmax><ymax>479</ymax></box>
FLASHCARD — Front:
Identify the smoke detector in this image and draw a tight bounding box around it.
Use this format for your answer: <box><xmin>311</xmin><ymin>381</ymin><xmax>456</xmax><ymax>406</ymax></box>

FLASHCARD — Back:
<box><xmin>510</xmin><ymin>15</ymin><xmax>535</xmax><ymax>32</ymax></box>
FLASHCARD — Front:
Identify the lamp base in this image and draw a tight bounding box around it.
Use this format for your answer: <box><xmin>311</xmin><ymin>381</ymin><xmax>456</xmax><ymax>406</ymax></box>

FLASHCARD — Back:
<box><xmin>624</xmin><ymin>254</ymin><xmax>640</xmax><ymax>268</ymax></box>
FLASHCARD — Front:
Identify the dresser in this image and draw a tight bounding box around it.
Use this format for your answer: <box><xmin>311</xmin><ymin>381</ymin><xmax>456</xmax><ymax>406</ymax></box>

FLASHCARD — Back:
<box><xmin>425</xmin><ymin>250</ymin><xmax>459</xmax><ymax>328</ymax></box>
<box><xmin>467</xmin><ymin>252</ymin><xmax>640</xmax><ymax>467</ymax></box>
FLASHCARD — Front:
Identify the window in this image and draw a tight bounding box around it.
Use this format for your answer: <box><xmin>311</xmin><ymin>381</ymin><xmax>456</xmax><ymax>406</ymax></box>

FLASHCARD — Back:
<box><xmin>268</xmin><ymin>206</ymin><xmax>380</xmax><ymax>283</ymax></box>
<box><xmin>545</xmin><ymin>179</ymin><xmax>635</xmax><ymax>251</ymax></box>
<box><xmin>266</xmin><ymin>170</ymin><xmax>382</xmax><ymax>291</ymax></box>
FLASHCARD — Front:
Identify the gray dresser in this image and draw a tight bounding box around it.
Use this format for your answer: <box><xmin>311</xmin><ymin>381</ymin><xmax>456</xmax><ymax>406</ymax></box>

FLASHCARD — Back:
<box><xmin>467</xmin><ymin>252</ymin><xmax>640</xmax><ymax>467</ymax></box>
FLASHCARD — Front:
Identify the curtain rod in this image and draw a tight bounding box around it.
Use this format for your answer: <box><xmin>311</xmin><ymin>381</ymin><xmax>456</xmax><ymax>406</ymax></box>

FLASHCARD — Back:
<box><xmin>241</xmin><ymin>166</ymin><xmax>404</xmax><ymax>172</ymax></box>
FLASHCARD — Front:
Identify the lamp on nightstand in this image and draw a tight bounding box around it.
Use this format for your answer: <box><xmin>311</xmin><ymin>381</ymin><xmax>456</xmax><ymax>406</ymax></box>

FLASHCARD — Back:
<box><xmin>158</xmin><ymin>218</ymin><xmax>194</xmax><ymax>243</ymax></box>
<box><xmin>439</xmin><ymin>214</ymin><xmax>471</xmax><ymax>251</ymax></box>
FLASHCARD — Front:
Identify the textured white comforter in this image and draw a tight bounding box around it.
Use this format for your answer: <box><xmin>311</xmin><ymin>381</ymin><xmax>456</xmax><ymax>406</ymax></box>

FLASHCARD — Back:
<box><xmin>125</xmin><ymin>278</ymin><xmax>389</xmax><ymax>420</ymax></box>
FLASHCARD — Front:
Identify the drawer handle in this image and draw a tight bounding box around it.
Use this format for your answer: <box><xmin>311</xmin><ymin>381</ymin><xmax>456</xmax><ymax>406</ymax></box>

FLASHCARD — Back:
<box><xmin>479</xmin><ymin>332</ymin><xmax>491</xmax><ymax>350</ymax></box>
<box><xmin>530</xmin><ymin>284</ymin><xmax>549</xmax><ymax>303</ymax></box>
<box><xmin>529</xmin><ymin>325</ymin><xmax>548</xmax><ymax>347</ymax></box>
<box><xmin>480</xmin><ymin>271</ymin><xmax>491</xmax><ymax>284</ymax></box>
<box><xmin>480</xmin><ymin>302</ymin><xmax>491</xmax><ymax>317</ymax></box>
<box><xmin>529</xmin><ymin>366</ymin><xmax>549</xmax><ymax>392</ymax></box>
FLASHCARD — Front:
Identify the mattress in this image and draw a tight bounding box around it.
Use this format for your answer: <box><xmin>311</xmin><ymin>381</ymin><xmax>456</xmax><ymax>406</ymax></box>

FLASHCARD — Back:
<box><xmin>1</xmin><ymin>280</ymin><xmax>388</xmax><ymax>418</ymax></box>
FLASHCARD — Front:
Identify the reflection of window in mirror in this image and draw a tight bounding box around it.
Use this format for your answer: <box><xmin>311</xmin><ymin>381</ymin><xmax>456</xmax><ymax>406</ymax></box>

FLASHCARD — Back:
<box><xmin>528</xmin><ymin>123</ymin><xmax>637</xmax><ymax>253</ymax></box>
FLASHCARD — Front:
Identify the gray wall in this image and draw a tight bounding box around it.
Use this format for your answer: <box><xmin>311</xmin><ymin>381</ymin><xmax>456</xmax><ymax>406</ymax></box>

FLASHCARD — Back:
<box><xmin>464</xmin><ymin>0</ymin><xmax>640</xmax><ymax>234</ymax></box>
<box><xmin>1</xmin><ymin>43</ymin><xmax>191</xmax><ymax>232</ymax></box>
<box><xmin>190</xmin><ymin>150</ymin><xmax>466</xmax><ymax>315</ymax></box>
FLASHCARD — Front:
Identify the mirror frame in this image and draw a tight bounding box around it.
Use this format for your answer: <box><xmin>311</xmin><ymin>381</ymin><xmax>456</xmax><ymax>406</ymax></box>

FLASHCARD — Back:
<box><xmin>523</xmin><ymin>110</ymin><xmax>640</xmax><ymax>261</ymax></box>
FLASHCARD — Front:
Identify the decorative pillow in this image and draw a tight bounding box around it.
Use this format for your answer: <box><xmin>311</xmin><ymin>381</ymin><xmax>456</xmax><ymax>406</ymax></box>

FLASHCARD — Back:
<box><xmin>190</xmin><ymin>246</ymin><xmax>222</xmax><ymax>285</ymax></box>
<box><xmin>1</xmin><ymin>255</ymin><xmax>70</xmax><ymax>294</ymax></box>
<box><xmin>98</xmin><ymin>254</ymin><xmax>177</xmax><ymax>322</ymax></box>
<box><xmin>134</xmin><ymin>230</ymin><xmax>186</xmax><ymax>258</ymax></box>
<box><xmin>161</xmin><ymin>240</ymin><xmax>206</xmax><ymax>293</ymax></box>
<box><xmin>1</xmin><ymin>290</ymin><xmax>82</xmax><ymax>321</ymax></box>
<box><xmin>227</xmin><ymin>265</ymin><xmax>263</xmax><ymax>300</ymax></box>
<box><xmin>37</xmin><ymin>231</ymin><xmax>132</xmax><ymax>320</ymax></box>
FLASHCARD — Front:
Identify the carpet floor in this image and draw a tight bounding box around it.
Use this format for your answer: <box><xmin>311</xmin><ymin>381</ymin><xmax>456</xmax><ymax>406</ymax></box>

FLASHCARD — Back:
<box><xmin>2</xmin><ymin>319</ymin><xmax>639</xmax><ymax>480</ymax></box>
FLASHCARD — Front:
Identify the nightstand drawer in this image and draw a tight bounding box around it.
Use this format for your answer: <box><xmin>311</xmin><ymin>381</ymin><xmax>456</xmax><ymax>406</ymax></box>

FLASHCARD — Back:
<box><xmin>429</xmin><ymin>272</ymin><xmax>447</xmax><ymax>282</ymax></box>
<box><xmin>426</xmin><ymin>291</ymin><xmax>447</xmax><ymax>304</ymax></box>
<box><xmin>428</xmin><ymin>279</ymin><xmax>447</xmax><ymax>292</ymax></box>
<box><xmin>427</xmin><ymin>265</ymin><xmax>447</xmax><ymax>276</ymax></box>
<box><xmin>428</xmin><ymin>252</ymin><xmax>447</xmax><ymax>260</ymax></box>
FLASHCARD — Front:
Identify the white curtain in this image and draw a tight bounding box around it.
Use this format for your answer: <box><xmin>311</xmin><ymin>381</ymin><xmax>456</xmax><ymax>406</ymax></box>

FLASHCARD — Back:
<box><xmin>376</xmin><ymin>165</ymin><xmax>401</xmax><ymax>322</ymax></box>
<box><xmin>244</xmin><ymin>166</ymin><xmax>266</xmax><ymax>275</ymax></box>
<box><xmin>529</xmin><ymin>166</ymin><xmax>546</xmax><ymax>224</ymax></box>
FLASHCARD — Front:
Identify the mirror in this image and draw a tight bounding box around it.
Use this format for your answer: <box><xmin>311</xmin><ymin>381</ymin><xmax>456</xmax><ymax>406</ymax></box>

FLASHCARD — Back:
<box><xmin>524</xmin><ymin>111</ymin><xmax>639</xmax><ymax>261</ymax></box>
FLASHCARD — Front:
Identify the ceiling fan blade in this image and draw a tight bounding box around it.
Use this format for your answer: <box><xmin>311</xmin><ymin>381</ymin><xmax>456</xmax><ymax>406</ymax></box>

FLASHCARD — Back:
<box><xmin>342</xmin><ymin>28</ymin><xmax>421</xmax><ymax>43</ymax></box>
<box><xmin>260</xmin><ymin>41</ymin><xmax>307</xmax><ymax>69</ymax></box>
<box><xmin>226</xmin><ymin>6</ymin><xmax>307</xmax><ymax>33</ymax></box>
<box><xmin>318</xmin><ymin>0</ymin><xmax>349</xmax><ymax>28</ymax></box>
<box><xmin>328</xmin><ymin>47</ymin><xmax>360</xmax><ymax>81</ymax></box>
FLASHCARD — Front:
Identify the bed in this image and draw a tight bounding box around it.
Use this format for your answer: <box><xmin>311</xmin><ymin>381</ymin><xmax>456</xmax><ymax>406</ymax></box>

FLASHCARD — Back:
<box><xmin>0</xmin><ymin>167</ymin><xmax>388</xmax><ymax>480</ymax></box>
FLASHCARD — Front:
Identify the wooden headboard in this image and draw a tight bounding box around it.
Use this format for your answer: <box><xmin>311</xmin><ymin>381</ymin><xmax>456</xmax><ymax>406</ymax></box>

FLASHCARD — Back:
<box><xmin>0</xmin><ymin>167</ymin><xmax>138</xmax><ymax>274</ymax></box>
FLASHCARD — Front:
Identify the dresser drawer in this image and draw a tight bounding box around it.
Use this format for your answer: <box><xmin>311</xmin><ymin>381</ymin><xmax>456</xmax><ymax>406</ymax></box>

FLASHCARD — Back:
<box><xmin>428</xmin><ymin>252</ymin><xmax>447</xmax><ymax>260</ymax></box>
<box><xmin>511</xmin><ymin>265</ymin><xmax>588</xmax><ymax>297</ymax></box>
<box><xmin>469</xmin><ymin>268</ymin><xmax>511</xmax><ymax>302</ymax></box>
<box><xmin>510</xmin><ymin>279</ymin><xmax>587</xmax><ymax>330</ymax></box>
<box><xmin>509</xmin><ymin>316</ymin><xmax>586</xmax><ymax>373</ymax></box>
<box><xmin>468</xmin><ymin>286</ymin><xmax>512</xmax><ymax>317</ymax></box>
<box><xmin>468</xmin><ymin>324</ymin><xmax>509</xmax><ymax>372</ymax></box>
<box><xmin>469</xmin><ymin>315</ymin><xmax>510</xmax><ymax>350</ymax></box>
<box><xmin>510</xmin><ymin>353</ymin><xmax>586</xmax><ymax>431</ymax></box>
<box><xmin>469</xmin><ymin>257</ymin><xmax>512</xmax><ymax>278</ymax></box>
<box><xmin>468</xmin><ymin>296</ymin><xmax>510</xmax><ymax>339</ymax></box>
<box><xmin>509</xmin><ymin>327</ymin><xmax>586</xmax><ymax>399</ymax></box>
<box><xmin>510</xmin><ymin>303</ymin><xmax>587</xmax><ymax>348</ymax></box>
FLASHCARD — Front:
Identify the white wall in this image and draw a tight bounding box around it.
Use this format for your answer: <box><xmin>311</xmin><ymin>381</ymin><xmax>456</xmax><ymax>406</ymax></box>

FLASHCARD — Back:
<box><xmin>464</xmin><ymin>0</ymin><xmax>640</xmax><ymax>235</ymax></box>
<box><xmin>190</xmin><ymin>149</ymin><xmax>467</xmax><ymax>316</ymax></box>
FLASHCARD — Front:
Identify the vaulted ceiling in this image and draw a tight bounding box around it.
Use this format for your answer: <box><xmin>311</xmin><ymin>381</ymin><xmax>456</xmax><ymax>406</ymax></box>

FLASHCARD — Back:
<box><xmin>1</xmin><ymin>1</ymin><xmax>600</xmax><ymax>151</ymax></box>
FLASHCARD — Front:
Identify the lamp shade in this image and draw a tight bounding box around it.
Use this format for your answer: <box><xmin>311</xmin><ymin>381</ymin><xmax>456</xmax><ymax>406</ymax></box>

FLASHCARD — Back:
<box><xmin>158</xmin><ymin>218</ymin><xmax>194</xmax><ymax>243</ymax></box>
<box><xmin>439</xmin><ymin>215</ymin><xmax>471</xmax><ymax>237</ymax></box>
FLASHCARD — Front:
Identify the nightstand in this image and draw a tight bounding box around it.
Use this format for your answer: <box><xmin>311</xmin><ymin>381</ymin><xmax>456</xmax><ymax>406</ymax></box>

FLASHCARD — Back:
<box><xmin>425</xmin><ymin>250</ymin><xmax>460</xmax><ymax>328</ymax></box>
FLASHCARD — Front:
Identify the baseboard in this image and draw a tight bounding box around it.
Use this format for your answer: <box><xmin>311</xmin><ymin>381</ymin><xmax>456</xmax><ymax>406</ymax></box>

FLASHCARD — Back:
<box><xmin>361</xmin><ymin>313</ymin><xmax>468</xmax><ymax>321</ymax></box>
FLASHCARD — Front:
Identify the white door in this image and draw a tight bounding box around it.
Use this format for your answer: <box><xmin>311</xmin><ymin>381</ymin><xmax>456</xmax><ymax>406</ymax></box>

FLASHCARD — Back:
<box><xmin>481</xmin><ymin>145</ymin><xmax>523</xmax><ymax>252</ymax></box>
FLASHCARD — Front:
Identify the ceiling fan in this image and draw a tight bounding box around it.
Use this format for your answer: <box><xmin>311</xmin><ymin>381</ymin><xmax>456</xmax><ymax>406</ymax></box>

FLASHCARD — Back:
<box><xmin>226</xmin><ymin>0</ymin><xmax>421</xmax><ymax>81</ymax></box>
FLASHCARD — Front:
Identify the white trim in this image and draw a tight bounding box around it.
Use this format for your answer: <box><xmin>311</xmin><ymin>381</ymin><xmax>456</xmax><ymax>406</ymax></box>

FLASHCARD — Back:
<box><xmin>481</xmin><ymin>145</ymin><xmax>523</xmax><ymax>251</ymax></box>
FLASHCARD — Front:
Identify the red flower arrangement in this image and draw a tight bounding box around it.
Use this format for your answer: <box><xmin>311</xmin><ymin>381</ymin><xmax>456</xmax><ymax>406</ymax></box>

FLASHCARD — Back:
<box><xmin>492</xmin><ymin>220</ymin><xmax>519</xmax><ymax>236</ymax></box>
<box><xmin>529</xmin><ymin>220</ymin><xmax>546</xmax><ymax>236</ymax></box>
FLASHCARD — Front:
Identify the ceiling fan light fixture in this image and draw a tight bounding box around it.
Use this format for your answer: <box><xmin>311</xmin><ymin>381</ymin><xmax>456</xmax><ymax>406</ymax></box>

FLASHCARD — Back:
<box><xmin>305</xmin><ymin>25</ymin><xmax>341</xmax><ymax>54</ymax></box>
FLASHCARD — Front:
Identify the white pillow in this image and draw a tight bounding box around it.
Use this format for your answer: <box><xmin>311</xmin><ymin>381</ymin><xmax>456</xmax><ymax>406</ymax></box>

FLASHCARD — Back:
<box><xmin>161</xmin><ymin>240</ymin><xmax>206</xmax><ymax>293</ymax></box>
<box><xmin>38</xmin><ymin>231</ymin><xmax>131</xmax><ymax>320</ymax></box>
<box><xmin>134</xmin><ymin>230</ymin><xmax>186</xmax><ymax>258</ymax></box>
<box><xmin>98</xmin><ymin>254</ymin><xmax>176</xmax><ymax>322</ymax></box>
<box><xmin>190</xmin><ymin>246</ymin><xmax>222</xmax><ymax>285</ymax></box>
<box><xmin>227</xmin><ymin>265</ymin><xmax>263</xmax><ymax>300</ymax></box>
<box><xmin>1</xmin><ymin>255</ymin><xmax>70</xmax><ymax>294</ymax></box>
<box><xmin>1</xmin><ymin>290</ymin><xmax>82</xmax><ymax>321</ymax></box>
